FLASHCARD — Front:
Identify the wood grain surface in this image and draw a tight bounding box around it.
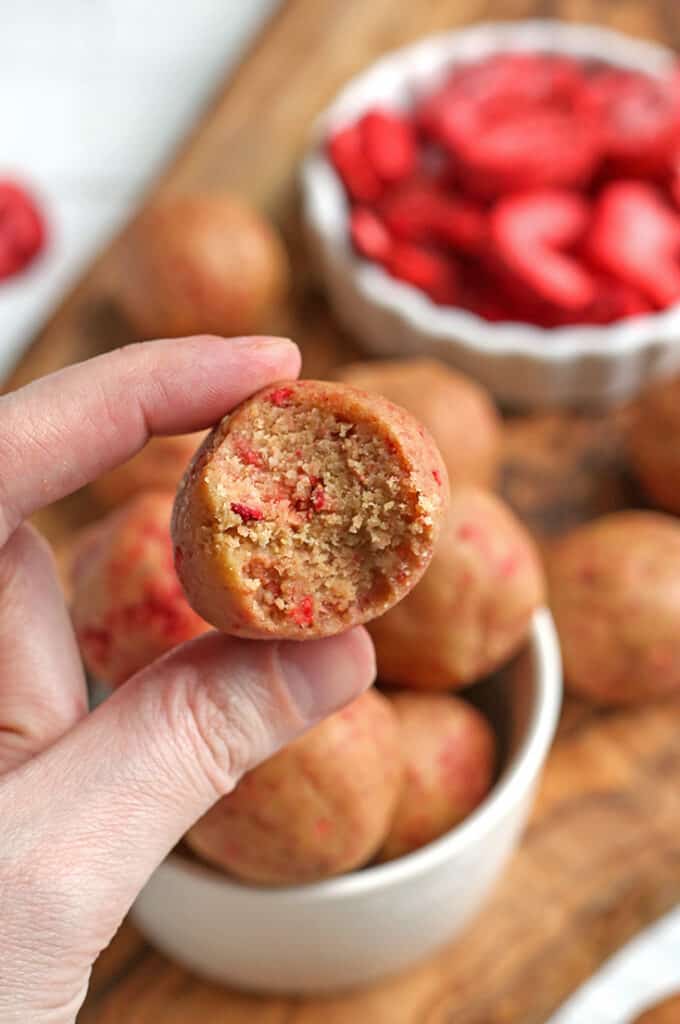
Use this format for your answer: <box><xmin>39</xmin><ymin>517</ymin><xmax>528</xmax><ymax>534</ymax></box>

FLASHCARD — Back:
<box><xmin>6</xmin><ymin>1</ymin><xmax>680</xmax><ymax>1022</ymax></box>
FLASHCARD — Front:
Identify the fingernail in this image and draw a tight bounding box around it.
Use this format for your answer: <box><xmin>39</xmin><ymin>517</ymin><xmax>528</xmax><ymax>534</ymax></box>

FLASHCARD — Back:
<box><xmin>277</xmin><ymin>628</ymin><xmax>376</xmax><ymax>723</ymax></box>
<box><xmin>227</xmin><ymin>336</ymin><xmax>294</xmax><ymax>352</ymax></box>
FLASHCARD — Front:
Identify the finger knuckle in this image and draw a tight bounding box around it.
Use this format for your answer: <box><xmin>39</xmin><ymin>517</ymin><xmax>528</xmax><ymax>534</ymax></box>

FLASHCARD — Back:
<box><xmin>159</xmin><ymin>667</ymin><xmax>262</xmax><ymax>798</ymax></box>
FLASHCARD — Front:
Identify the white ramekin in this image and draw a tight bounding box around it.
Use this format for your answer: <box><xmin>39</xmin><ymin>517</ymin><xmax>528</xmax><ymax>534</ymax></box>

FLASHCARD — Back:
<box><xmin>132</xmin><ymin>608</ymin><xmax>562</xmax><ymax>994</ymax></box>
<box><xmin>301</xmin><ymin>21</ymin><xmax>680</xmax><ymax>408</ymax></box>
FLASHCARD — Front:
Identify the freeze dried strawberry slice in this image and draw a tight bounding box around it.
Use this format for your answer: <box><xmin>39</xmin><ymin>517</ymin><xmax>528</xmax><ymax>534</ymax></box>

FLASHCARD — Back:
<box><xmin>359</xmin><ymin>109</ymin><xmax>416</xmax><ymax>184</ymax></box>
<box><xmin>327</xmin><ymin>124</ymin><xmax>383</xmax><ymax>203</ymax></box>
<box><xmin>379</xmin><ymin>180</ymin><xmax>485</xmax><ymax>252</ymax></box>
<box><xmin>586</xmin><ymin>68</ymin><xmax>680</xmax><ymax>178</ymax></box>
<box><xmin>454</xmin><ymin>107</ymin><xmax>601</xmax><ymax>199</ymax></box>
<box><xmin>0</xmin><ymin>180</ymin><xmax>46</xmax><ymax>281</ymax></box>
<box><xmin>420</xmin><ymin>53</ymin><xmax>601</xmax><ymax>199</ymax></box>
<box><xmin>584</xmin><ymin>275</ymin><xmax>653</xmax><ymax>324</ymax></box>
<box><xmin>586</xmin><ymin>181</ymin><xmax>680</xmax><ymax>309</ymax></box>
<box><xmin>418</xmin><ymin>53</ymin><xmax>584</xmax><ymax>139</ymax></box>
<box><xmin>385</xmin><ymin>242</ymin><xmax>458</xmax><ymax>304</ymax></box>
<box><xmin>379</xmin><ymin>181</ymin><xmax>440</xmax><ymax>243</ymax></box>
<box><xmin>670</xmin><ymin>149</ymin><xmax>680</xmax><ymax>209</ymax></box>
<box><xmin>450</xmin><ymin>52</ymin><xmax>584</xmax><ymax>105</ymax></box>
<box><xmin>350</xmin><ymin>207</ymin><xmax>392</xmax><ymax>262</ymax></box>
<box><xmin>490</xmin><ymin>190</ymin><xmax>595</xmax><ymax>311</ymax></box>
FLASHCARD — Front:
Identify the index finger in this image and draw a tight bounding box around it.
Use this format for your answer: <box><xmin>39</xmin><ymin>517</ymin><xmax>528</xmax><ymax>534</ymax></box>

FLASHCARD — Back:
<box><xmin>0</xmin><ymin>335</ymin><xmax>300</xmax><ymax>545</ymax></box>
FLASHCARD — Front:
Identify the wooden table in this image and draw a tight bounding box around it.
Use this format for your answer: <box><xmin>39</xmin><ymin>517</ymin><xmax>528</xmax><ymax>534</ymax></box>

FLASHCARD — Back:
<box><xmin>6</xmin><ymin>1</ymin><xmax>680</xmax><ymax>1021</ymax></box>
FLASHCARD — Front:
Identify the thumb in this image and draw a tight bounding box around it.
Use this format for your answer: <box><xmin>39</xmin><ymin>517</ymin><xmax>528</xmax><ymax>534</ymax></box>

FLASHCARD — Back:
<box><xmin>6</xmin><ymin>628</ymin><xmax>375</xmax><ymax>958</ymax></box>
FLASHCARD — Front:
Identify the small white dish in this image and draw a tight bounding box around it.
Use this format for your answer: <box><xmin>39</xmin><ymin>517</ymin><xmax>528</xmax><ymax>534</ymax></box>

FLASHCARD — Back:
<box><xmin>301</xmin><ymin>21</ymin><xmax>680</xmax><ymax>408</ymax></box>
<box><xmin>132</xmin><ymin>608</ymin><xmax>562</xmax><ymax>994</ymax></box>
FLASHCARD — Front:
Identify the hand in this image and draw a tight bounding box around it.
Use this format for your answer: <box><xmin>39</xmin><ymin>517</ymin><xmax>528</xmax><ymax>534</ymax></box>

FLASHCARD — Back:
<box><xmin>0</xmin><ymin>336</ymin><xmax>376</xmax><ymax>1024</ymax></box>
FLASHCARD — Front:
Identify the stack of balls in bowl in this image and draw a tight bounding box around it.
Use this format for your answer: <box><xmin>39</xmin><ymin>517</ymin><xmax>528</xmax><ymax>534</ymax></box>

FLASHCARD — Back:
<box><xmin>328</xmin><ymin>51</ymin><xmax>680</xmax><ymax>325</ymax></box>
<box><xmin>70</xmin><ymin>354</ymin><xmax>547</xmax><ymax>886</ymax></box>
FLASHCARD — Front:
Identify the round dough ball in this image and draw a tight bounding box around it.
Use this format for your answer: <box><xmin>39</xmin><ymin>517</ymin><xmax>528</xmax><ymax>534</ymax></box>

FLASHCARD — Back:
<box><xmin>186</xmin><ymin>689</ymin><xmax>403</xmax><ymax>885</ymax></box>
<box><xmin>369</xmin><ymin>487</ymin><xmax>545</xmax><ymax>689</ymax></box>
<box><xmin>629</xmin><ymin>374</ymin><xmax>680</xmax><ymax>514</ymax></box>
<box><xmin>90</xmin><ymin>432</ymin><xmax>206</xmax><ymax>508</ymax></box>
<box><xmin>172</xmin><ymin>379</ymin><xmax>448</xmax><ymax>640</ymax></box>
<box><xmin>548</xmin><ymin>511</ymin><xmax>680</xmax><ymax>705</ymax></box>
<box><xmin>378</xmin><ymin>693</ymin><xmax>496</xmax><ymax>863</ymax></box>
<box><xmin>71</xmin><ymin>491</ymin><xmax>209</xmax><ymax>687</ymax></box>
<box><xmin>633</xmin><ymin>994</ymin><xmax>680</xmax><ymax>1024</ymax></box>
<box><xmin>117</xmin><ymin>194</ymin><xmax>289</xmax><ymax>339</ymax></box>
<box><xmin>336</xmin><ymin>358</ymin><xmax>501</xmax><ymax>490</ymax></box>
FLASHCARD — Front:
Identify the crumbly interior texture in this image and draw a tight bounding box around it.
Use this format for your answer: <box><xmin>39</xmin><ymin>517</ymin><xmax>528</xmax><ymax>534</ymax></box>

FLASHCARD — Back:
<box><xmin>204</xmin><ymin>395</ymin><xmax>434</xmax><ymax>632</ymax></box>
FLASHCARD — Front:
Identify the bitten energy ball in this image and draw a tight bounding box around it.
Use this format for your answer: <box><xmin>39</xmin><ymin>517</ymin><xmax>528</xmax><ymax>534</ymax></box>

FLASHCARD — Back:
<box><xmin>369</xmin><ymin>487</ymin><xmax>545</xmax><ymax>690</ymax></box>
<box><xmin>186</xmin><ymin>689</ymin><xmax>403</xmax><ymax>885</ymax></box>
<box><xmin>336</xmin><ymin>357</ymin><xmax>501</xmax><ymax>489</ymax></box>
<box><xmin>628</xmin><ymin>373</ymin><xmax>680</xmax><ymax>515</ymax></box>
<box><xmin>90</xmin><ymin>432</ymin><xmax>206</xmax><ymax>508</ymax></box>
<box><xmin>378</xmin><ymin>693</ymin><xmax>495</xmax><ymax>863</ymax></box>
<box><xmin>547</xmin><ymin>511</ymin><xmax>680</xmax><ymax>705</ymax></box>
<box><xmin>633</xmin><ymin>994</ymin><xmax>680</xmax><ymax>1024</ymax></box>
<box><xmin>71</xmin><ymin>491</ymin><xmax>209</xmax><ymax>687</ymax></box>
<box><xmin>172</xmin><ymin>379</ymin><xmax>448</xmax><ymax>640</ymax></box>
<box><xmin>117</xmin><ymin>194</ymin><xmax>289</xmax><ymax>339</ymax></box>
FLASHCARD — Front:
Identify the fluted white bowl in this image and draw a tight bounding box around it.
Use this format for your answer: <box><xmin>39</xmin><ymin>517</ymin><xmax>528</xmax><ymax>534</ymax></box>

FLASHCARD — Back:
<box><xmin>301</xmin><ymin>20</ymin><xmax>680</xmax><ymax>408</ymax></box>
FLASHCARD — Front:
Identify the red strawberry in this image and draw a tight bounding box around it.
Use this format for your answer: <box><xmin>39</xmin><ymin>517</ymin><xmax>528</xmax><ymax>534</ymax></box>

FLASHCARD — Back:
<box><xmin>584</xmin><ymin>275</ymin><xmax>653</xmax><ymax>324</ymax></box>
<box><xmin>0</xmin><ymin>180</ymin><xmax>46</xmax><ymax>281</ymax></box>
<box><xmin>384</xmin><ymin>242</ymin><xmax>459</xmax><ymax>304</ymax></box>
<box><xmin>418</xmin><ymin>53</ymin><xmax>600</xmax><ymax>199</ymax></box>
<box><xmin>350</xmin><ymin>207</ymin><xmax>392</xmax><ymax>262</ymax></box>
<box><xmin>586</xmin><ymin>181</ymin><xmax>680</xmax><ymax>309</ymax></box>
<box><xmin>490</xmin><ymin>189</ymin><xmax>595</xmax><ymax>311</ymax></box>
<box><xmin>359</xmin><ymin>109</ymin><xmax>416</xmax><ymax>184</ymax></box>
<box><xmin>670</xmin><ymin>149</ymin><xmax>680</xmax><ymax>209</ymax></box>
<box><xmin>586</xmin><ymin>68</ymin><xmax>680</xmax><ymax>178</ymax></box>
<box><xmin>379</xmin><ymin>179</ymin><xmax>485</xmax><ymax>252</ymax></box>
<box><xmin>454</xmin><ymin>107</ymin><xmax>601</xmax><ymax>200</ymax></box>
<box><xmin>418</xmin><ymin>53</ymin><xmax>583</xmax><ymax>138</ymax></box>
<box><xmin>327</xmin><ymin>124</ymin><xmax>383</xmax><ymax>203</ymax></box>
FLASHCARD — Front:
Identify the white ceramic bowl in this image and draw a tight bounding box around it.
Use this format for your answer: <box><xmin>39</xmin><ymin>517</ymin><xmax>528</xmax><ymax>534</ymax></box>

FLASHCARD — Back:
<box><xmin>301</xmin><ymin>20</ymin><xmax>680</xmax><ymax>408</ymax></box>
<box><xmin>132</xmin><ymin>608</ymin><xmax>561</xmax><ymax>994</ymax></box>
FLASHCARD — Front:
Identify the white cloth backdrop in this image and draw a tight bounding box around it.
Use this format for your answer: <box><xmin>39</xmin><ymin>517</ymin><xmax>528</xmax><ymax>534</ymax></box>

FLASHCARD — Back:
<box><xmin>0</xmin><ymin>0</ymin><xmax>278</xmax><ymax>381</ymax></box>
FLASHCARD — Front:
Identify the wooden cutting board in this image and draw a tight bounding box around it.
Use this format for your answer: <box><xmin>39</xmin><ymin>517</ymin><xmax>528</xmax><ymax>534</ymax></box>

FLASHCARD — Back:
<box><xmin>6</xmin><ymin>1</ymin><xmax>680</xmax><ymax>1021</ymax></box>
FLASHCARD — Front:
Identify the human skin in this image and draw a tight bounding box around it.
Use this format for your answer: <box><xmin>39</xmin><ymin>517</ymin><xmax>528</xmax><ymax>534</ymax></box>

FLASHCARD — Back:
<box><xmin>547</xmin><ymin>511</ymin><xmax>680</xmax><ymax>705</ymax></box>
<box><xmin>187</xmin><ymin>689</ymin><xmax>402</xmax><ymax>884</ymax></box>
<box><xmin>0</xmin><ymin>335</ymin><xmax>376</xmax><ymax>1024</ymax></box>
<box><xmin>378</xmin><ymin>692</ymin><xmax>496</xmax><ymax>862</ymax></box>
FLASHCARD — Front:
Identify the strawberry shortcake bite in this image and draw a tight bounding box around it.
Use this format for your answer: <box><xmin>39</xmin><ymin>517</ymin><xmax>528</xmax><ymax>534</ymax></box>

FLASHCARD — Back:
<box><xmin>172</xmin><ymin>380</ymin><xmax>448</xmax><ymax>639</ymax></box>
<box><xmin>71</xmin><ymin>491</ymin><xmax>209</xmax><ymax>687</ymax></box>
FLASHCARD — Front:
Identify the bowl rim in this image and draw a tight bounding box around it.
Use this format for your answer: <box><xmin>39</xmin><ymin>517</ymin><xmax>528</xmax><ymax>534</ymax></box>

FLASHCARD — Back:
<box><xmin>300</xmin><ymin>19</ymin><xmax>680</xmax><ymax>361</ymax></box>
<box><xmin>164</xmin><ymin>607</ymin><xmax>562</xmax><ymax>903</ymax></box>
